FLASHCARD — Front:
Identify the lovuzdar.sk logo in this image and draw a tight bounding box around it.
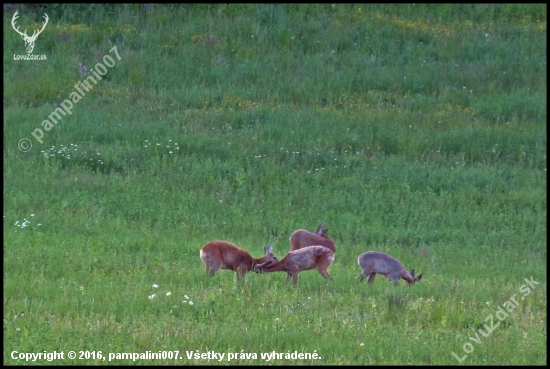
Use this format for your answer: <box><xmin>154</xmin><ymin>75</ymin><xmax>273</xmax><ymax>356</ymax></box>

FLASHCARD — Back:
<box><xmin>11</xmin><ymin>10</ymin><xmax>48</xmax><ymax>60</ymax></box>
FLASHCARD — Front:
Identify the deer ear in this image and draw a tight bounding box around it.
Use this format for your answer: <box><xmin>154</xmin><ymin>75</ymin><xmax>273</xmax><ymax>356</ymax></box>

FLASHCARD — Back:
<box><xmin>410</xmin><ymin>269</ymin><xmax>415</xmax><ymax>278</ymax></box>
<box><xmin>316</xmin><ymin>222</ymin><xmax>328</xmax><ymax>236</ymax></box>
<box><xmin>316</xmin><ymin>223</ymin><xmax>323</xmax><ymax>234</ymax></box>
<box><xmin>265</xmin><ymin>244</ymin><xmax>273</xmax><ymax>254</ymax></box>
<box><xmin>416</xmin><ymin>273</ymin><xmax>423</xmax><ymax>282</ymax></box>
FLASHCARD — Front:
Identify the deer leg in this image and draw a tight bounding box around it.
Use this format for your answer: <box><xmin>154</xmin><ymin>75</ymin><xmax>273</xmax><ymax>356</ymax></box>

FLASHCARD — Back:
<box><xmin>207</xmin><ymin>265</ymin><xmax>218</xmax><ymax>277</ymax></box>
<box><xmin>235</xmin><ymin>266</ymin><xmax>247</xmax><ymax>281</ymax></box>
<box><xmin>367</xmin><ymin>272</ymin><xmax>376</xmax><ymax>284</ymax></box>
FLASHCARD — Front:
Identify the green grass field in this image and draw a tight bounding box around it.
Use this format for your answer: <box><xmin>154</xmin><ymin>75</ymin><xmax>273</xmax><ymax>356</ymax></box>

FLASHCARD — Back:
<box><xmin>4</xmin><ymin>4</ymin><xmax>546</xmax><ymax>365</ymax></box>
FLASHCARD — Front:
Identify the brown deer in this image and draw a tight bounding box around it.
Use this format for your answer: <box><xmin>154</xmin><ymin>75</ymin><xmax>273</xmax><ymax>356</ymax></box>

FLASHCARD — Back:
<box><xmin>289</xmin><ymin>222</ymin><xmax>335</xmax><ymax>252</ymax></box>
<box><xmin>357</xmin><ymin>251</ymin><xmax>423</xmax><ymax>287</ymax></box>
<box><xmin>254</xmin><ymin>245</ymin><xmax>334</xmax><ymax>284</ymax></box>
<box><xmin>200</xmin><ymin>241</ymin><xmax>278</xmax><ymax>281</ymax></box>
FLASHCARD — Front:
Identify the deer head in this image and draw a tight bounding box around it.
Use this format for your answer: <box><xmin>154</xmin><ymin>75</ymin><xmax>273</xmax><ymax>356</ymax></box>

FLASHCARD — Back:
<box><xmin>11</xmin><ymin>11</ymin><xmax>49</xmax><ymax>54</ymax></box>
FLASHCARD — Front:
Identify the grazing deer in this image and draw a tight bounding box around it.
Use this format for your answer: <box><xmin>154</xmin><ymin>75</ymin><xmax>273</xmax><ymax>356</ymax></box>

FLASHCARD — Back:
<box><xmin>254</xmin><ymin>245</ymin><xmax>334</xmax><ymax>284</ymax></box>
<box><xmin>357</xmin><ymin>251</ymin><xmax>423</xmax><ymax>287</ymax></box>
<box><xmin>200</xmin><ymin>241</ymin><xmax>278</xmax><ymax>281</ymax></box>
<box><xmin>289</xmin><ymin>222</ymin><xmax>335</xmax><ymax>252</ymax></box>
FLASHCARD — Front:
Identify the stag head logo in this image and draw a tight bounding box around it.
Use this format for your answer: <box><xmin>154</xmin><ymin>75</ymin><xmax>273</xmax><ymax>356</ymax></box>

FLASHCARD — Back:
<box><xmin>11</xmin><ymin>11</ymin><xmax>49</xmax><ymax>54</ymax></box>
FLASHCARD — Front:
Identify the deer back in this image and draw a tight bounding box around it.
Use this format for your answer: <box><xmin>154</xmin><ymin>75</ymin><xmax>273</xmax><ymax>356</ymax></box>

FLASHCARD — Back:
<box><xmin>289</xmin><ymin>223</ymin><xmax>335</xmax><ymax>252</ymax></box>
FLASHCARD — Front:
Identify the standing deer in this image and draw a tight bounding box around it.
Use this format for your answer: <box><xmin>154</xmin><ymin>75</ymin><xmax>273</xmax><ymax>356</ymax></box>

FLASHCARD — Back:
<box><xmin>289</xmin><ymin>222</ymin><xmax>335</xmax><ymax>252</ymax></box>
<box><xmin>11</xmin><ymin>11</ymin><xmax>49</xmax><ymax>54</ymax></box>
<box><xmin>254</xmin><ymin>245</ymin><xmax>334</xmax><ymax>284</ymax></box>
<box><xmin>200</xmin><ymin>241</ymin><xmax>278</xmax><ymax>281</ymax></box>
<box><xmin>357</xmin><ymin>251</ymin><xmax>423</xmax><ymax>287</ymax></box>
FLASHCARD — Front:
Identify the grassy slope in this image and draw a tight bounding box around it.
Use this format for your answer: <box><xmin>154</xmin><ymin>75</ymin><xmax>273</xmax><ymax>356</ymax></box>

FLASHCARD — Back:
<box><xmin>3</xmin><ymin>4</ymin><xmax>546</xmax><ymax>364</ymax></box>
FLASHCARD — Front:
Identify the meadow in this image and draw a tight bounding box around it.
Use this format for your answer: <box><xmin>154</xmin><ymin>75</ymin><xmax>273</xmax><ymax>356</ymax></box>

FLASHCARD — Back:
<box><xmin>3</xmin><ymin>4</ymin><xmax>547</xmax><ymax>365</ymax></box>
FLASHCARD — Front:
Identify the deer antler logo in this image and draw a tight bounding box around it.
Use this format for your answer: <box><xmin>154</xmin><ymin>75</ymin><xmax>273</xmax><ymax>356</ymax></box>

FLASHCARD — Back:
<box><xmin>11</xmin><ymin>11</ymin><xmax>49</xmax><ymax>54</ymax></box>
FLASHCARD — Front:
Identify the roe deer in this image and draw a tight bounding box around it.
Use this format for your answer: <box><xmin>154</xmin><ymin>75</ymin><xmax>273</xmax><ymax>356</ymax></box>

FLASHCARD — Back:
<box><xmin>200</xmin><ymin>241</ymin><xmax>278</xmax><ymax>280</ymax></box>
<box><xmin>254</xmin><ymin>245</ymin><xmax>334</xmax><ymax>284</ymax></box>
<box><xmin>289</xmin><ymin>222</ymin><xmax>335</xmax><ymax>252</ymax></box>
<box><xmin>357</xmin><ymin>251</ymin><xmax>423</xmax><ymax>287</ymax></box>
